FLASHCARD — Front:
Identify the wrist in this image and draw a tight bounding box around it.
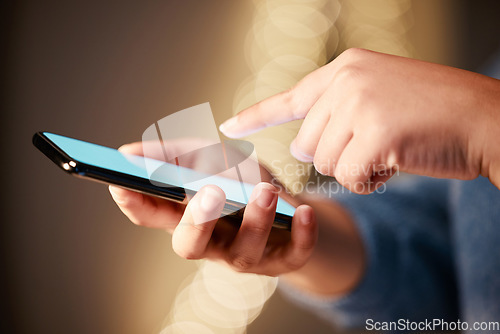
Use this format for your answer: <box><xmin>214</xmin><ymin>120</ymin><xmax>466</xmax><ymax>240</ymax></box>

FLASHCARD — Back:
<box><xmin>281</xmin><ymin>197</ymin><xmax>366</xmax><ymax>297</ymax></box>
<box><xmin>475</xmin><ymin>76</ymin><xmax>500</xmax><ymax>189</ymax></box>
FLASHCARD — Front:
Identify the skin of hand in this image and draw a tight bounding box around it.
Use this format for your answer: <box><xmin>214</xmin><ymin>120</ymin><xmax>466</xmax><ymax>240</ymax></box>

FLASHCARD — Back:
<box><xmin>219</xmin><ymin>48</ymin><xmax>500</xmax><ymax>193</ymax></box>
<box><xmin>109</xmin><ymin>141</ymin><xmax>365</xmax><ymax>296</ymax></box>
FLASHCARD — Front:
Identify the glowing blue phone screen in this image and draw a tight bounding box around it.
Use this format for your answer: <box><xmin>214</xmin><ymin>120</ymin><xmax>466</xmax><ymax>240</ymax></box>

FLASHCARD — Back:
<box><xmin>44</xmin><ymin>133</ymin><xmax>296</xmax><ymax>217</ymax></box>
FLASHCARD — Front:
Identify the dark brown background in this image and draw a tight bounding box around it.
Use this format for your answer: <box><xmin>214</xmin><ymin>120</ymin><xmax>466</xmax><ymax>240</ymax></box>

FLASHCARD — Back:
<box><xmin>2</xmin><ymin>1</ymin><xmax>499</xmax><ymax>333</ymax></box>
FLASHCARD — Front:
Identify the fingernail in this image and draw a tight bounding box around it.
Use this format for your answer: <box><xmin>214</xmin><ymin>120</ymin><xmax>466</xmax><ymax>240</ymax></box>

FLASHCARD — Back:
<box><xmin>290</xmin><ymin>140</ymin><xmax>313</xmax><ymax>163</ymax></box>
<box><xmin>250</xmin><ymin>183</ymin><xmax>277</xmax><ymax>209</ymax></box>
<box><xmin>300</xmin><ymin>206</ymin><xmax>313</xmax><ymax>226</ymax></box>
<box><xmin>109</xmin><ymin>186</ymin><xmax>126</xmax><ymax>204</ymax></box>
<box><xmin>117</xmin><ymin>144</ymin><xmax>130</xmax><ymax>153</ymax></box>
<box><xmin>200</xmin><ymin>187</ymin><xmax>224</xmax><ymax>213</ymax></box>
<box><xmin>219</xmin><ymin>116</ymin><xmax>238</xmax><ymax>134</ymax></box>
<box><xmin>192</xmin><ymin>187</ymin><xmax>225</xmax><ymax>225</ymax></box>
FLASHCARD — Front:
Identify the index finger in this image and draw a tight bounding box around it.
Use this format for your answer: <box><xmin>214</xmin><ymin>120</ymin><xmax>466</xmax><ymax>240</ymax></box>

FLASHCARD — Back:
<box><xmin>219</xmin><ymin>64</ymin><xmax>335</xmax><ymax>138</ymax></box>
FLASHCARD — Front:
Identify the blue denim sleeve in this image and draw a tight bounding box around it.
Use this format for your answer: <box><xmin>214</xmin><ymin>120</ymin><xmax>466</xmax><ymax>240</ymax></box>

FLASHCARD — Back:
<box><xmin>279</xmin><ymin>176</ymin><xmax>458</xmax><ymax>329</ymax></box>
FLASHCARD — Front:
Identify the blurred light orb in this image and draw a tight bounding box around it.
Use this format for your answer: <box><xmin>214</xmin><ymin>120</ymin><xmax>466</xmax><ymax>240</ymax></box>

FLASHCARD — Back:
<box><xmin>171</xmin><ymin>280</ymin><xmax>248</xmax><ymax>331</ymax></box>
<box><xmin>268</xmin><ymin>5</ymin><xmax>333</xmax><ymax>38</ymax></box>
<box><xmin>160</xmin><ymin>321</ymin><xmax>215</xmax><ymax>334</ymax></box>
<box><xmin>200</xmin><ymin>261</ymin><xmax>278</xmax><ymax>311</ymax></box>
<box><xmin>349</xmin><ymin>0</ymin><xmax>411</xmax><ymax>20</ymax></box>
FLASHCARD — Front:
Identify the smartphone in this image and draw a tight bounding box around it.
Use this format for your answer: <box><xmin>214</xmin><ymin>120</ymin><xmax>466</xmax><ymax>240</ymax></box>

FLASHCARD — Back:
<box><xmin>33</xmin><ymin>131</ymin><xmax>294</xmax><ymax>230</ymax></box>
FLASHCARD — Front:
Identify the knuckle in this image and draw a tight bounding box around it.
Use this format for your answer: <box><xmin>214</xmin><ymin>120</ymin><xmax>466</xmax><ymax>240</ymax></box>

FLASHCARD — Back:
<box><xmin>386</xmin><ymin>148</ymin><xmax>402</xmax><ymax>169</ymax></box>
<box><xmin>295</xmin><ymin>236</ymin><xmax>316</xmax><ymax>253</ymax></box>
<box><xmin>172</xmin><ymin>234</ymin><xmax>203</xmax><ymax>260</ymax></box>
<box><xmin>173</xmin><ymin>246</ymin><xmax>201</xmax><ymax>260</ymax></box>
<box><xmin>281</xmin><ymin>86</ymin><xmax>294</xmax><ymax>103</ymax></box>
<box><xmin>228</xmin><ymin>253</ymin><xmax>257</xmax><ymax>272</ymax></box>
<box><xmin>283</xmin><ymin>256</ymin><xmax>304</xmax><ymax>272</ymax></box>
<box><xmin>293</xmin><ymin>134</ymin><xmax>312</xmax><ymax>156</ymax></box>
<box><xmin>334</xmin><ymin>166</ymin><xmax>370</xmax><ymax>194</ymax></box>
<box><xmin>313</xmin><ymin>157</ymin><xmax>334</xmax><ymax>176</ymax></box>
<box><xmin>189</xmin><ymin>221</ymin><xmax>214</xmax><ymax>234</ymax></box>
<box><xmin>243</xmin><ymin>224</ymin><xmax>270</xmax><ymax>238</ymax></box>
<box><xmin>334</xmin><ymin>165</ymin><xmax>354</xmax><ymax>185</ymax></box>
<box><xmin>332</xmin><ymin>53</ymin><xmax>373</xmax><ymax>92</ymax></box>
<box><xmin>114</xmin><ymin>195</ymin><xmax>138</xmax><ymax>209</ymax></box>
<box><xmin>252</xmin><ymin>100</ymin><xmax>273</xmax><ymax>128</ymax></box>
<box><xmin>131</xmin><ymin>218</ymin><xmax>148</xmax><ymax>227</ymax></box>
<box><xmin>282</xmin><ymin>86</ymin><xmax>304</xmax><ymax>119</ymax></box>
<box><xmin>333</xmin><ymin>63</ymin><xmax>364</xmax><ymax>88</ymax></box>
<box><xmin>339</xmin><ymin>47</ymin><xmax>368</xmax><ymax>62</ymax></box>
<box><xmin>346</xmin><ymin>47</ymin><xmax>366</xmax><ymax>55</ymax></box>
<box><xmin>354</xmin><ymin>83</ymin><xmax>376</xmax><ymax>107</ymax></box>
